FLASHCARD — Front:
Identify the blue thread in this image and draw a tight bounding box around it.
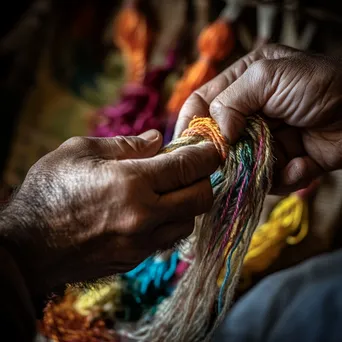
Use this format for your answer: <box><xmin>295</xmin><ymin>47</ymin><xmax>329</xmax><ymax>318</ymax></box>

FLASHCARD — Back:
<box><xmin>211</xmin><ymin>171</ymin><xmax>224</xmax><ymax>187</ymax></box>
<box><xmin>121</xmin><ymin>252</ymin><xmax>180</xmax><ymax>321</ymax></box>
<box><xmin>126</xmin><ymin>257</ymin><xmax>153</xmax><ymax>277</ymax></box>
<box><xmin>124</xmin><ymin>252</ymin><xmax>179</xmax><ymax>295</ymax></box>
<box><xmin>163</xmin><ymin>251</ymin><xmax>179</xmax><ymax>281</ymax></box>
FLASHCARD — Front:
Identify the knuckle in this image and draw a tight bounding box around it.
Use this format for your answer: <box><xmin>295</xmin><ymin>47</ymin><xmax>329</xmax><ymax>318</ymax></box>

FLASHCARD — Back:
<box><xmin>58</xmin><ymin>136</ymin><xmax>99</xmax><ymax>158</ymax></box>
<box><xmin>209</xmin><ymin>98</ymin><xmax>222</xmax><ymax>113</ymax></box>
<box><xmin>249</xmin><ymin>59</ymin><xmax>272</xmax><ymax>80</ymax></box>
<box><xmin>112</xmin><ymin>136</ymin><xmax>130</xmax><ymax>155</ymax></box>
<box><xmin>263</xmin><ymin>43</ymin><xmax>285</xmax><ymax>54</ymax></box>
<box><xmin>120</xmin><ymin>209</ymin><xmax>149</xmax><ymax>235</ymax></box>
<box><xmin>259</xmin><ymin>43</ymin><xmax>295</xmax><ymax>59</ymax></box>
<box><xmin>114</xmin><ymin>136</ymin><xmax>144</xmax><ymax>154</ymax></box>
<box><xmin>118</xmin><ymin>170</ymin><xmax>139</xmax><ymax>201</ymax></box>
<box><xmin>114</xmin><ymin>135</ymin><xmax>130</xmax><ymax>146</ymax></box>
<box><xmin>60</xmin><ymin>136</ymin><xmax>90</xmax><ymax>149</ymax></box>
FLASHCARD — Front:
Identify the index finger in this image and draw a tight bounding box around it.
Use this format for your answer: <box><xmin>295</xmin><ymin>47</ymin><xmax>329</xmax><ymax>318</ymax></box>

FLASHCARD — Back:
<box><xmin>173</xmin><ymin>44</ymin><xmax>300</xmax><ymax>138</ymax></box>
<box><xmin>137</xmin><ymin>142</ymin><xmax>220</xmax><ymax>193</ymax></box>
<box><xmin>173</xmin><ymin>50</ymin><xmax>261</xmax><ymax>138</ymax></box>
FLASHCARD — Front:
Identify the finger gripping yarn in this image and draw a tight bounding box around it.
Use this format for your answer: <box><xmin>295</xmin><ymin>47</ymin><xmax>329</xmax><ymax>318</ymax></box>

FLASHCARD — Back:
<box><xmin>182</xmin><ymin>116</ymin><xmax>228</xmax><ymax>160</ymax></box>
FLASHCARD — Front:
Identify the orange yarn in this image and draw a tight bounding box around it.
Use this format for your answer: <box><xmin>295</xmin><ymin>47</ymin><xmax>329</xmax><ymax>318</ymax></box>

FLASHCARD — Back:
<box><xmin>198</xmin><ymin>20</ymin><xmax>235</xmax><ymax>61</ymax></box>
<box><xmin>114</xmin><ymin>2</ymin><xmax>151</xmax><ymax>83</ymax></box>
<box><xmin>182</xmin><ymin>116</ymin><xmax>228</xmax><ymax>160</ymax></box>
<box><xmin>167</xmin><ymin>20</ymin><xmax>234</xmax><ymax>114</ymax></box>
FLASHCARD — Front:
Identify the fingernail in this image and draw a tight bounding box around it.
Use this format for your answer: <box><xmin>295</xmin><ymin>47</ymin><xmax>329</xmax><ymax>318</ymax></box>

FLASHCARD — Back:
<box><xmin>139</xmin><ymin>130</ymin><xmax>160</xmax><ymax>141</ymax></box>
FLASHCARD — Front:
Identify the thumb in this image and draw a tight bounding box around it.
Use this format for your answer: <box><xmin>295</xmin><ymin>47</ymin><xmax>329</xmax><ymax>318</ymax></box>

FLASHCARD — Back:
<box><xmin>88</xmin><ymin>130</ymin><xmax>163</xmax><ymax>160</ymax></box>
<box><xmin>110</xmin><ymin>130</ymin><xmax>163</xmax><ymax>160</ymax></box>
<box><xmin>209</xmin><ymin>59</ymin><xmax>276</xmax><ymax>143</ymax></box>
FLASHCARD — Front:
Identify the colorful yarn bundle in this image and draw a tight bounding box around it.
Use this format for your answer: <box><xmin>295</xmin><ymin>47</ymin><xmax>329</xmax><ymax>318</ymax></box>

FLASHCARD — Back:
<box><xmin>120</xmin><ymin>115</ymin><xmax>273</xmax><ymax>341</ymax></box>
<box><xmin>72</xmin><ymin>248</ymin><xmax>189</xmax><ymax>324</ymax></box>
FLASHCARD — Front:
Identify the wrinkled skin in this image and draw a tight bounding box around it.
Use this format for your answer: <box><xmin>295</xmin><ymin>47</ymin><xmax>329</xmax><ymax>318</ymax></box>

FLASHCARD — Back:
<box><xmin>175</xmin><ymin>44</ymin><xmax>342</xmax><ymax>194</ymax></box>
<box><xmin>1</xmin><ymin>130</ymin><xmax>219</xmax><ymax>296</ymax></box>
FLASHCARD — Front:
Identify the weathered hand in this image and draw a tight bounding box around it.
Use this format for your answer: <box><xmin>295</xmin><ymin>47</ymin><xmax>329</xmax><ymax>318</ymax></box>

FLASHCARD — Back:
<box><xmin>175</xmin><ymin>44</ymin><xmax>342</xmax><ymax>194</ymax></box>
<box><xmin>1</xmin><ymin>130</ymin><xmax>219</xmax><ymax>295</ymax></box>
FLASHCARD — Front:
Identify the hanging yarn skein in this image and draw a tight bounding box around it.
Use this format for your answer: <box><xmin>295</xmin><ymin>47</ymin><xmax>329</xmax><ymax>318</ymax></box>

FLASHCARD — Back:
<box><xmin>115</xmin><ymin>0</ymin><xmax>151</xmax><ymax>84</ymax></box>
<box><xmin>91</xmin><ymin>0</ymin><xmax>179</xmax><ymax>138</ymax></box>
<box><xmin>164</xmin><ymin>1</ymin><xmax>236</xmax><ymax>141</ymax></box>
<box><xmin>124</xmin><ymin>115</ymin><xmax>273</xmax><ymax>342</ymax></box>
<box><xmin>91</xmin><ymin>48</ymin><xmax>177</xmax><ymax>137</ymax></box>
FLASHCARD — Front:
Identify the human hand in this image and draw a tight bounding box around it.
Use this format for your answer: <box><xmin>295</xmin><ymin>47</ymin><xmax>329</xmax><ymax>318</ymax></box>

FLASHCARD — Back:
<box><xmin>1</xmin><ymin>130</ymin><xmax>219</xmax><ymax>296</ymax></box>
<box><xmin>175</xmin><ymin>44</ymin><xmax>342</xmax><ymax>194</ymax></box>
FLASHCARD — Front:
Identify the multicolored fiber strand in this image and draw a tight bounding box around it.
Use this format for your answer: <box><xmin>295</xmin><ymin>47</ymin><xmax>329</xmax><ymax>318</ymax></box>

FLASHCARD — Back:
<box><xmin>124</xmin><ymin>116</ymin><xmax>273</xmax><ymax>342</ymax></box>
<box><xmin>69</xmin><ymin>251</ymin><xmax>181</xmax><ymax>325</ymax></box>
<box><xmin>232</xmin><ymin>179</ymin><xmax>320</xmax><ymax>290</ymax></box>
<box><xmin>164</xmin><ymin>5</ymin><xmax>235</xmax><ymax>141</ymax></box>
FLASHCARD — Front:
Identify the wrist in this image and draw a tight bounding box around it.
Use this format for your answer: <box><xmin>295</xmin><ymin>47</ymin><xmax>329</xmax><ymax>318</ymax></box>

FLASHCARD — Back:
<box><xmin>0</xmin><ymin>199</ymin><xmax>53</xmax><ymax>297</ymax></box>
<box><xmin>0</xmin><ymin>246</ymin><xmax>37</xmax><ymax>339</ymax></box>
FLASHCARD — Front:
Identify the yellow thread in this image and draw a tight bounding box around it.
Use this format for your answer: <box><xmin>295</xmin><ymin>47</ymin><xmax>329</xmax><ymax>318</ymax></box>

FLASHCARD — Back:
<box><xmin>73</xmin><ymin>282</ymin><xmax>122</xmax><ymax>317</ymax></box>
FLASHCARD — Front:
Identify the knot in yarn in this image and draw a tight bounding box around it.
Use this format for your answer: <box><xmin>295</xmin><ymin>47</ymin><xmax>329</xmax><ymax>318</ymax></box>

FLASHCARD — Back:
<box><xmin>182</xmin><ymin>117</ymin><xmax>228</xmax><ymax>160</ymax></box>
